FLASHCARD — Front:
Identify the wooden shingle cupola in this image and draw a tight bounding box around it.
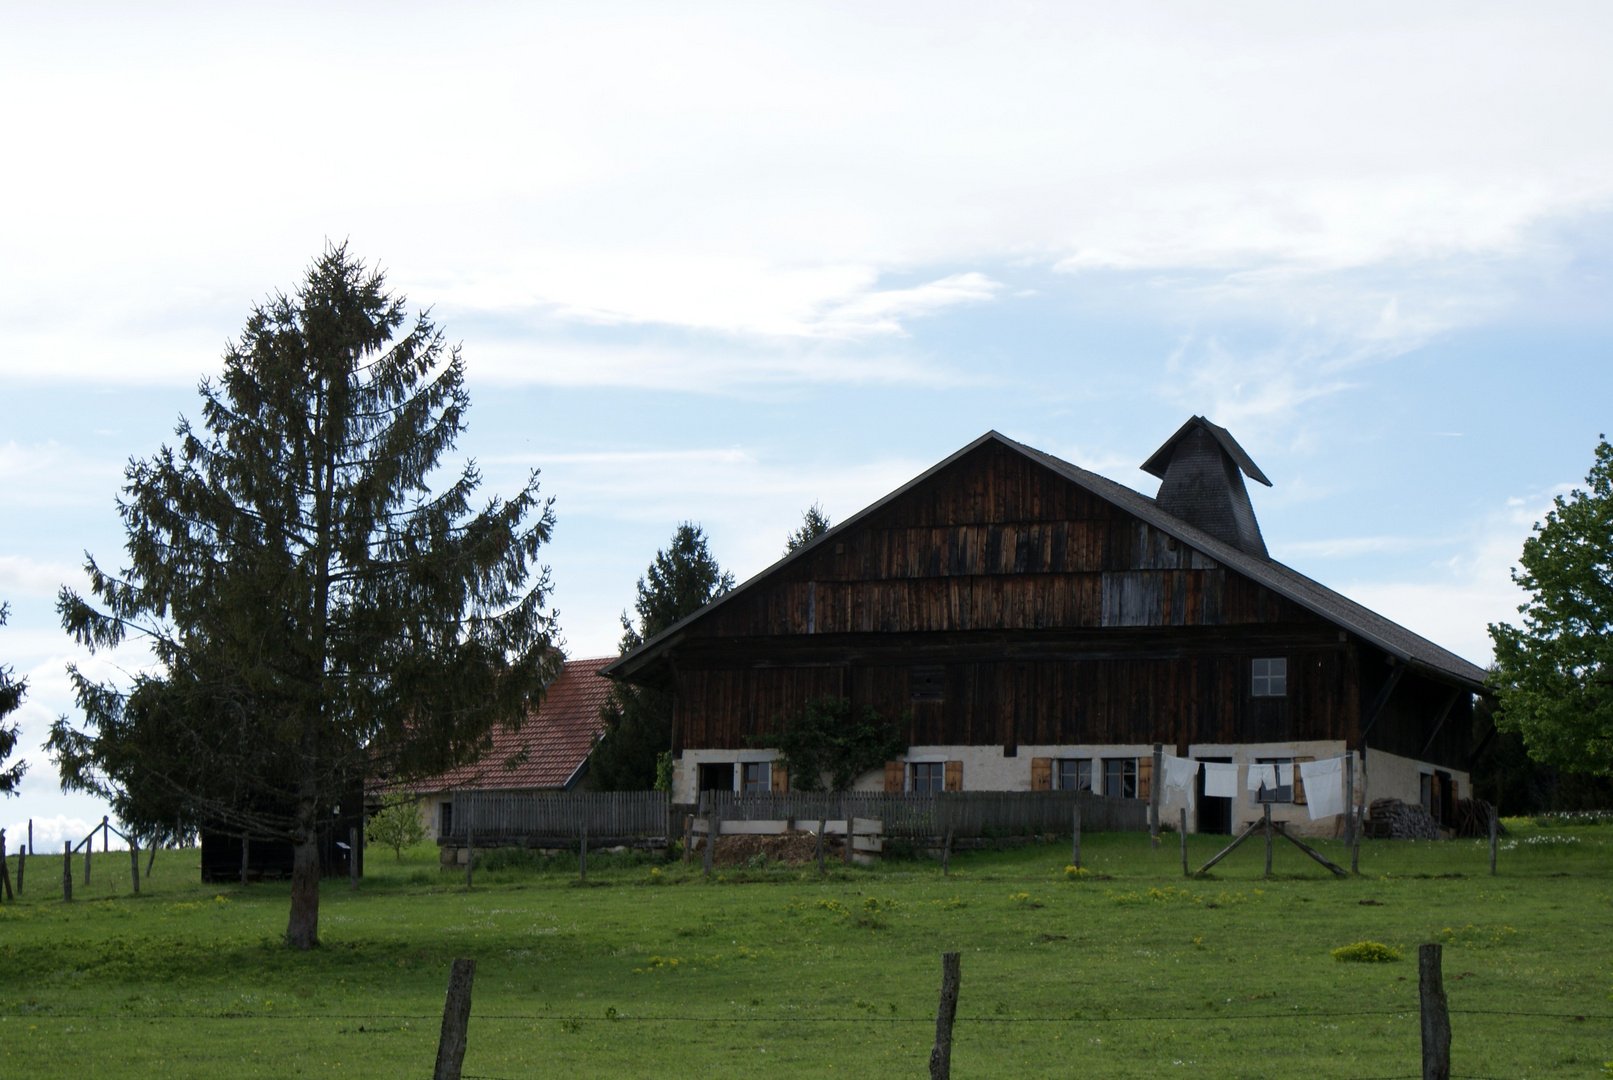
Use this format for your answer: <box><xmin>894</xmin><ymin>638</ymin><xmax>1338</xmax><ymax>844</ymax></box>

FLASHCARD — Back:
<box><xmin>1140</xmin><ymin>416</ymin><xmax>1272</xmax><ymax>558</ymax></box>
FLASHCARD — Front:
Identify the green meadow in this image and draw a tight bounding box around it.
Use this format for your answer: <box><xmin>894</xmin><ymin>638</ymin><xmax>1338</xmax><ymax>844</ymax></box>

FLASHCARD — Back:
<box><xmin>1</xmin><ymin>823</ymin><xmax>1608</xmax><ymax>1079</ymax></box>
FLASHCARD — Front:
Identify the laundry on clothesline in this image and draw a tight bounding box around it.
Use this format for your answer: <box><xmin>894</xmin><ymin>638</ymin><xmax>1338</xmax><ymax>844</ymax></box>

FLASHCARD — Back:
<box><xmin>1246</xmin><ymin>762</ymin><xmax>1278</xmax><ymax>793</ymax></box>
<box><xmin>1162</xmin><ymin>754</ymin><xmax>1199</xmax><ymax>792</ymax></box>
<box><xmin>1299</xmin><ymin>756</ymin><xmax>1346</xmax><ymax>820</ymax></box>
<box><xmin>1276</xmin><ymin>762</ymin><xmax>1294</xmax><ymax>788</ymax></box>
<box><xmin>1202</xmin><ymin>762</ymin><xmax>1239</xmax><ymax>799</ymax></box>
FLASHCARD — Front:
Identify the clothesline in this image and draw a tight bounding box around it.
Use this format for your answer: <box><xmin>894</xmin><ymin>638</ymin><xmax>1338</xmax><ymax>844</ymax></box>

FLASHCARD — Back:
<box><xmin>1158</xmin><ymin>753</ymin><xmax>1350</xmax><ymax>821</ymax></box>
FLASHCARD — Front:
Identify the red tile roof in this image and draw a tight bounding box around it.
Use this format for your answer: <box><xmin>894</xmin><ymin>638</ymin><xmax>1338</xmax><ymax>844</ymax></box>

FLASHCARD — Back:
<box><xmin>414</xmin><ymin>656</ymin><xmax>615</xmax><ymax>792</ymax></box>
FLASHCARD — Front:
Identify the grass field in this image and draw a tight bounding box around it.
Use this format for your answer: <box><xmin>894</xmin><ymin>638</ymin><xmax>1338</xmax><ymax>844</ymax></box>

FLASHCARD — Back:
<box><xmin>1</xmin><ymin>822</ymin><xmax>1609</xmax><ymax>1079</ymax></box>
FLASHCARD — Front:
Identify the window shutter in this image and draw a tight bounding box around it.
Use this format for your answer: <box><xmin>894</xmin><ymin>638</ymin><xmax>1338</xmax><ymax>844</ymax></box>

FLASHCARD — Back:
<box><xmin>771</xmin><ymin>761</ymin><xmax>789</xmax><ymax>793</ymax></box>
<box><xmin>1292</xmin><ymin>756</ymin><xmax>1312</xmax><ymax>805</ymax></box>
<box><xmin>884</xmin><ymin>761</ymin><xmax>904</xmax><ymax>793</ymax></box>
<box><xmin>1031</xmin><ymin>757</ymin><xmax>1052</xmax><ymax>791</ymax></box>
<box><xmin>944</xmin><ymin>760</ymin><xmax>963</xmax><ymax>791</ymax></box>
<box><xmin>1137</xmin><ymin>757</ymin><xmax>1152</xmax><ymax>800</ymax></box>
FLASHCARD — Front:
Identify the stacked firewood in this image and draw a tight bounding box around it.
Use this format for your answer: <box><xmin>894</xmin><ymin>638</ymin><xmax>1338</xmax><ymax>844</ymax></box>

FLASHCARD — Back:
<box><xmin>1366</xmin><ymin>798</ymin><xmax>1441</xmax><ymax>840</ymax></box>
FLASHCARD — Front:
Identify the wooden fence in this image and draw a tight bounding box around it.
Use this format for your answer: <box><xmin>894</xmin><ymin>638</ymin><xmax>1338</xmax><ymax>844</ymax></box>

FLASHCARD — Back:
<box><xmin>713</xmin><ymin>789</ymin><xmax>1147</xmax><ymax>837</ymax></box>
<box><xmin>443</xmin><ymin>788</ymin><xmax>1146</xmax><ymax>845</ymax></box>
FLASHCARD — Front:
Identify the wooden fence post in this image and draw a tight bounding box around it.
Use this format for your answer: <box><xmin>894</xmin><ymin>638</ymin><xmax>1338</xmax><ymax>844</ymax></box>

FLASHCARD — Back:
<box><xmin>843</xmin><ymin>815</ymin><xmax>854</xmax><ymax>866</ymax></box>
<box><xmin>83</xmin><ymin>833</ymin><xmax>92</xmax><ymax>887</ymax></box>
<box><xmin>1419</xmin><ymin>943</ymin><xmax>1450</xmax><ymax>1080</ymax></box>
<box><xmin>129</xmin><ymin>836</ymin><xmax>140</xmax><ymax>895</ymax></box>
<box><xmin>815</xmin><ymin>818</ymin><xmax>826</xmax><ymax>876</ymax></box>
<box><xmin>1343</xmin><ymin>751</ymin><xmax>1355</xmax><ymax>850</ymax></box>
<box><xmin>63</xmin><ymin>840</ymin><xmax>72</xmax><ymax>902</ymax></box>
<box><xmin>682</xmin><ymin>814</ymin><xmax>694</xmax><ymax>864</ymax></box>
<box><xmin>1179</xmin><ymin>808</ymin><xmax>1189</xmax><ymax>877</ymax></box>
<box><xmin>1488</xmin><ymin>808</ymin><xmax>1498</xmax><ymax>876</ymax></box>
<box><xmin>1263</xmin><ymin>803</ymin><xmax>1273</xmax><ymax>878</ymax></box>
<box><xmin>0</xmin><ymin>830</ymin><xmax>11</xmax><ymax>902</ymax></box>
<box><xmin>350</xmin><ymin>826</ymin><xmax>360</xmax><ymax>892</ymax></box>
<box><xmin>1149</xmin><ymin>744</ymin><xmax>1163</xmax><ymax>848</ymax></box>
<box><xmin>703</xmin><ymin>808</ymin><xmax>718</xmax><ymax>876</ymax></box>
<box><xmin>465</xmin><ymin>829</ymin><xmax>474</xmax><ymax>889</ymax></box>
<box><xmin>941</xmin><ymin>829</ymin><xmax>952</xmax><ymax>877</ymax></box>
<box><xmin>16</xmin><ymin>835</ymin><xmax>24</xmax><ymax>895</ymax></box>
<box><xmin>1072</xmin><ymin>803</ymin><xmax>1081</xmax><ymax>870</ymax></box>
<box><xmin>928</xmin><ymin>951</ymin><xmax>961</xmax><ymax>1080</ymax></box>
<box><xmin>433</xmin><ymin>957</ymin><xmax>477</xmax><ymax>1080</ymax></box>
<box><xmin>579</xmin><ymin>823</ymin><xmax>588</xmax><ymax>884</ymax></box>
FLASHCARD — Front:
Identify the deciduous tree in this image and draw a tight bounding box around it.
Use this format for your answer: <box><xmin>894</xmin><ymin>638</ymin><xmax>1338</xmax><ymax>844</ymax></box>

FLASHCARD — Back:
<box><xmin>1489</xmin><ymin>436</ymin><xmax>1613</xmax><ymax>774</ymax></box>
<box><xmin>765</xmin><ymin>697</ymin><xmax>908</xmax><ymax>792</ymax></box>
<box><xmin>52</xmin><ymin>245</ymin><xmax>559</xmax><ymax>948</ymax></box>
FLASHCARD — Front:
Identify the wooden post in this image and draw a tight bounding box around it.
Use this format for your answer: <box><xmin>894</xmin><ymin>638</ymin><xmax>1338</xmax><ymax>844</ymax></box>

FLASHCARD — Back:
<box><xmin>1179</xmin><ymin>808</ymin><xmax>1189</xmax><ymax>877</ymax></box>
<box><xmin>842</xmin><ymin>815</ymin><xmax>854</xmax><ymax>866</ymax></box>
<box><xmin>102</xmin><ymin>816</ymin><xmax>109</xmax><ymax>854</ymax></box>
<box><xmin>433</xmin><ymin>957</ymin><xmax>477</xmax><ymax>1080</ymax></box>
<box><xmin>941</xmin><ymin>829</ymin><xmax>952</xmax><ymax>877</ymax></box>
<box><xmin>241</xmin><ymin>835</ymin><xmax>249</xmax><ymax>886</ymax></box>
<box><xmin>703</xmin><ymin>809</ymin><xmax>718</xmax><ymax>876</ymax></box>
<box><xmin>928</xmin><ymin>951</ymin><xmax>961</xmax><ymax>1080</ymax></box>
<box><xmin>1343</xmin><ymin>751</ymin><xmax>1356</xmax><ymax>849</ymax></box>
<box><xmin>465</xmin><ymin>829</ymin><xmax>474</xmax><ymax>889</ymax></box>
<box><xmin>63</xmin><ymin>840</ymin><xmax>72</xmax><ymax>902</ymax></box>
<box><xmin>16</xmin><ymin>836</ymin><xmax>24</xmax><ymax>895</ymax></box>
<box><xmin>1483</xmin><ymin>809</ymin><xmax>1496</xmax><ymax>876</ymax></box>
<box><xmin>0</xmin><ymin>830</ymin><xmax>10</xmax><ymax>902</ymax></box>
<box><xmin>1072</xmin><ymin>803</ymin><xmax>1081</xmax><ymax>870</ymax></box>
<box><xmin>84</xmin><ymin>833</ymin><xmax>92</xmax><ymax>886</ymax></box>
<box><xmin>682</xmin><ymin>814</ymin><xmax>694</xmax><ymax>864</ymax></box>
<box><xmin>129</xmin><ymin>836</ymin><xmax>140</xmax><ymax>895</ymax></box>
<box><xmin>349</xmin><ymin>826</ymin><xmax>360</xmax><ymax>892</ymax></box>
<box><xmin>579</xmin><ymin>823</ymin><xmax>588</xmax><ymax>884</ymax></box>
<box><xmin>1419</xmin><ymin>943</ymin><xmax>1451</xmax><ymax>1080</ymax></box>
<box><xmin>815</xmin><ymin>818</ymin><xmax>826</xmax><ymax>875</ymax></box>
<box><xmin>1263</xmin><ymin>803</ymin><xmax>1273</xmax><ymax>878</ymax></box>
<box><xmin>1149</xmin><ymin>744</ymin><xmax>1163</xmax><ymax>848</ymax></box>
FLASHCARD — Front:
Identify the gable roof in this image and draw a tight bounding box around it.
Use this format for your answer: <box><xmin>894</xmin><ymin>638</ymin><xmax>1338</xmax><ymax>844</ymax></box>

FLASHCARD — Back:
<box><xmin>412</xmin><ymin>655</ymin><xmax>615</xmax><ymax>792</ymax></box>
<box><xmin>603</xmin><ymin>432</ymin><xmax>1488</xmax><ymax>692</ymax></box>
<box><xmin>1142</xmin><ymin>415</ymin><xmax>1272</xmax><ymax>486</ymax></box>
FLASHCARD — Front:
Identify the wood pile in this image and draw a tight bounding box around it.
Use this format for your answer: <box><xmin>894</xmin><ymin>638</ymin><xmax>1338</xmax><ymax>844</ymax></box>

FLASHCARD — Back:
<box><xmin>1366</xmin><ymin>798</ymin><xmax>1440</xmax><ymax>840</ymax></box>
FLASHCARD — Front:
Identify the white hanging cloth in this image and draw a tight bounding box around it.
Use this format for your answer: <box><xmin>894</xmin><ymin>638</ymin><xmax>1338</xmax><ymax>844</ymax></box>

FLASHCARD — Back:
<box><xmin>1246</xmin><ymin>762</ymin><xmax>1278</xmax><ymax>793</ymax></box>
<box><xmin>1276</xmin><ymin>763</ymin><xmax>1294</xmax><ymax>788</ymax></box>
<box><xmin>1162</xmin><ymin>754</ymin><xmax>1199</xmax><ymax>792</ymax></box>
<box><xmin>1202</xmin><ymin>762</ymin><xmax>1239</xmax><ymax>799</ymax></box>
<box><xmin>1299</xmin><ymin>756</ymin><xmax>1346</xmax><ymax>820</ymax></box>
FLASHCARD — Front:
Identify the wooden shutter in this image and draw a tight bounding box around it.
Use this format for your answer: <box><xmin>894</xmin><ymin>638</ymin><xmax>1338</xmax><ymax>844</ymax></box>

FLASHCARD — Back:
<box><xmin>1031</xmin><ymin>758</ymin><xmax>1052</xmax><ymax>791</ymax></box>
<box><xmin>884</xmin><ymin>761</ymin><xmax>905</xmax><ymax>793</ymax></box>
<box><xmin>944</xmin><ymin>760</ymin><xmax>963</xmax><ymax>791</ymax></box>
<box><xmin>1292</xmin><ymin>757</ymin><xmax>1312</xmax><ymax>805</ymax></box>
<box><xmin>1136</xmin><ymin>757</ymin><xmax>1152</xmax><ymax>800</ymax></box>
<box><xmin>771</xmin><ymin>761</ymin><xmax>789</xmax><ymax>793</ymax></box>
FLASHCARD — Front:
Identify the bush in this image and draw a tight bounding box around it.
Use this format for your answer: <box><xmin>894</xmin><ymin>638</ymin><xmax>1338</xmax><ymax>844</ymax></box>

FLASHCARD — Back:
<box><xmin>367</xmin><ymin>799</ymin><xmax>429</xmax><ymax>860</ymax></box>
<box><xmin>1331</xmin><ymin>941</ymin><xmax>1401</xmax><ymax>963</ymax></box>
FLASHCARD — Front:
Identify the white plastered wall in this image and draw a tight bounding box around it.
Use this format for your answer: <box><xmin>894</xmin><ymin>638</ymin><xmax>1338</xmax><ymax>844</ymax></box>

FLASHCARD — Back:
<box><xmin>1363</xmin><ymin>747</ymin><xmax>1470</xmax><ymax>819</ymax></box>
<box><xmin>672</xmin><ymin>748</ymin><xmax>781</xmax><ymax>803</ymax></box>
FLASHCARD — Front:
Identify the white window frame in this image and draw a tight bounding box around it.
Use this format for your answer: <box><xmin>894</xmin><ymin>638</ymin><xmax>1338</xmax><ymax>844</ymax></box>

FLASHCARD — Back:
<box><xmin>1055</xmin><ymin>758</ymin><xmax>1092</xmax><ymax>792</ymax></box>
<box><xmin>741</xmin><ymin>761</ymin><xmax>771</xmax><ymax>793</ymax></box>
<box><xmin>910</xmin><ymin>761</ymin><xmax>947</xmax><ymax>793</ymax></box>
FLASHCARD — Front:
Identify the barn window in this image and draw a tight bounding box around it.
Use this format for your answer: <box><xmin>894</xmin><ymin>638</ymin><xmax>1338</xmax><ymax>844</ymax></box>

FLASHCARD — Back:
<box><xmin>1103</xmin><ymin>757</ymin><xmax>1138</xmax><ymax>799</ymax></box>
<box><xmin>1255</xmin><ymin>758</ymin><xmax>1294</xmax><ymax>803</ymax></box>
<box><xmin>910</xmin><ymin>762</ymin><xmax>946</xmax><ymax>792</ymax></box>
<box><xmin>742</xmin><ymin>762</ymin><xmax>770</xmax><ymax>792</ymax></box>
<box><xmin>910</xmin><ymin>665</ymin><xmax>945</xmax><ymax>702</ymax></box>
<box><xmin>1056</xmin><ymin>758</ymin><xmax>1092</xmax><ymax>792</ymax></box>
<box><xmin>1251</xmin><ymin>657</ymin><xmax>1288</xmax><ymax>697</ymax></box>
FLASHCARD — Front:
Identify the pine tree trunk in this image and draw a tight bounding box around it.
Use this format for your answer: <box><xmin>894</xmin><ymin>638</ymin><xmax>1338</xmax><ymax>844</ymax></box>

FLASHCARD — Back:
<box><xmin>285</xmin><ymin>794</ymin><xmax>321</xmax><ymax>950</ymax></box>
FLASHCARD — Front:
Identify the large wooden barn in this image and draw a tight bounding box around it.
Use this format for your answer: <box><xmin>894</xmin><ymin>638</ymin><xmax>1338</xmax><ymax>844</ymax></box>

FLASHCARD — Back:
<box><xmin>602</xmin><ymin>418</ymin><xmax>1488</xmax><ymax>836</ymax></box>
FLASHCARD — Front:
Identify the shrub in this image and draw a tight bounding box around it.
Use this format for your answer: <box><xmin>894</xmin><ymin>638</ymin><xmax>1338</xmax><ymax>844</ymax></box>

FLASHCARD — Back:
<box><xmin>1064</xmin><ymin>865</ymin><xmax>1090</xmax><ymax>880</ymax></box>
<box><xmin>1331</xmin><ymin>941</ymin><xmax>1401</xmax><ymax>963</ymax></box>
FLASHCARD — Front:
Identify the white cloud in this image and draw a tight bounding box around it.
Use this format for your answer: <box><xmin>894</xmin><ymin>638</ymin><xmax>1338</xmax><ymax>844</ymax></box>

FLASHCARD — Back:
<box><xmin>0</xmin><ymin>556</ymin><xmax>82</xmax><ymax>598</ymax></box>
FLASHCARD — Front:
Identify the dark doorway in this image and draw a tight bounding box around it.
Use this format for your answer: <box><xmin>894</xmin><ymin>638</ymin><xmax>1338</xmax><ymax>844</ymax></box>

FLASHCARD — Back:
<box><xmin>698</xmin><ymin>762</ymin><xmax>734</xmax><ymax>794</ymax></box>
<box><xmin>1196</xmin><ymin>757</ymin><xmax>1233</xmax><ymax>835</ymax></box>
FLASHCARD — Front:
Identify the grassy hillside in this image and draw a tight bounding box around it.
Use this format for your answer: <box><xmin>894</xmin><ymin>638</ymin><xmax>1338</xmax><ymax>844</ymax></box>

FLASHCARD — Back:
<box><xmin>1</xmin><ymin>823</ymin><xmax>1607</xmax><ymax>1079</ymax></box>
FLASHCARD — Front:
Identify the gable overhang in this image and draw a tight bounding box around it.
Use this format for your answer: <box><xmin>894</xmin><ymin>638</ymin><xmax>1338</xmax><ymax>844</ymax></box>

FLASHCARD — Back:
<box><xmin>602</xmin><ymin>431</ymin><xmax>1489</xmax><ymax>697</ymax></box>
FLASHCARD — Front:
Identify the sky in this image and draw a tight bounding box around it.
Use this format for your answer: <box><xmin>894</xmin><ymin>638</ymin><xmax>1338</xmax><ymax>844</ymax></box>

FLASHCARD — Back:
<box><xmin>3</xmin><ymin>2</ymin><xmax>1612</xmax><ymax>845</ymax></box>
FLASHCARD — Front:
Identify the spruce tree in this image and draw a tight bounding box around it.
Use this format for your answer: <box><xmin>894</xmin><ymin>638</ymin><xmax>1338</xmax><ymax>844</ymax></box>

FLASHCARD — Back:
<box><xmin>784</xmin><ymin>503</ymin><xmax>832</xmax><ymax>554</ymax></box>
<box><xmin>0</xmin><ymin>603</ymin><xmax>27</xmax><ymax>796</ymax></box>
<box><xmin>590</xmin><ymin>524</ymin><xmax>732</xmax><ymax>790</ymax></box>
<box><xmin>52</xmin><ymin>245</ymin><xmax>559</xmax><ymax>948</ymax></box>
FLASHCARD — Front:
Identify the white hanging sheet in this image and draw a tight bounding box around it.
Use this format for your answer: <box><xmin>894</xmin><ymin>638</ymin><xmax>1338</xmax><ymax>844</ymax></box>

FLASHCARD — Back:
<box><xmin>1299</xmin><ymin>756</ymin><xmax>1346</xmax><ymax>820</ymax></box>
<box><xmin>1162</xmin><ymin>754</ymin><xmax>1199</xmax><ymax>792</ymax></box>
<box><xmin>1202</xmin><ymin>762</ymin><xmax>1239</xmax><ymax>799</ymax></box>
